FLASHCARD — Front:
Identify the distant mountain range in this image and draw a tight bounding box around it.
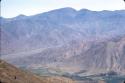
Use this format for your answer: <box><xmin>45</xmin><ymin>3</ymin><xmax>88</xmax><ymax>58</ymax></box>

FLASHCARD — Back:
<box><xmin>1</xmin><ymin>7</ymin><xmax>125</xmax><ymax>76</ymax></box>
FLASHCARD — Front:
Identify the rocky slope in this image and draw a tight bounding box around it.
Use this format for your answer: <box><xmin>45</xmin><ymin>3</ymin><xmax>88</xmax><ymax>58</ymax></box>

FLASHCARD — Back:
<box><xmin>1</xmin><ymin>8</ymin><xmax>125</xmax><ymax>55</ymax></box>
<box><xmin>1</xmin><ymin>7</ymin><xmax>125</xmax><ymax>76</ymax></box>
<box><xmin>0</xmin><ymin>59</ymin><xmax>75</xmax><ymax>83</ymax></box>
<box><xmin>2</xmin><ymin>59</ymin><xmax>123</xmax><ymax>83</ymax></box>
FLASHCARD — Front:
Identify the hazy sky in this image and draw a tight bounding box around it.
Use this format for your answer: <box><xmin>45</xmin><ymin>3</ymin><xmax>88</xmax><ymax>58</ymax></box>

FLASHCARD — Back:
<box><xmin>1</xmin><ymin>0</ymin><xmax>125</xmax><ymax>18</ymax></box>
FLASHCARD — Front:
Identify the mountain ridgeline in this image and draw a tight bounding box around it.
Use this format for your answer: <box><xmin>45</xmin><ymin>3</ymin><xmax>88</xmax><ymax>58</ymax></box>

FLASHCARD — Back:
<box><xmin>1</xmin><ymin>7</ymin><xmax>125</xmax><ymax>76</ymax></box>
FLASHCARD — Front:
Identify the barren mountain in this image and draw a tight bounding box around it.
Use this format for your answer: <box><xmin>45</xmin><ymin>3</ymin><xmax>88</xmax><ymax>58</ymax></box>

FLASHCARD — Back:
<box><xmin>1</xmin><ymin>7</ymin><xmax>125</xmax><ymax>76</ymax></box>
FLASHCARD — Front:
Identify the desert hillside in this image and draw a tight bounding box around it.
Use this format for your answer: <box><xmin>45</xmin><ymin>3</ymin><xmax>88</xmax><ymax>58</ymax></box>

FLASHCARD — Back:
<box><xmin>0</xmin><ymin>59</ymin><xmax>75</xmax><ymax>83</ymax></box>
